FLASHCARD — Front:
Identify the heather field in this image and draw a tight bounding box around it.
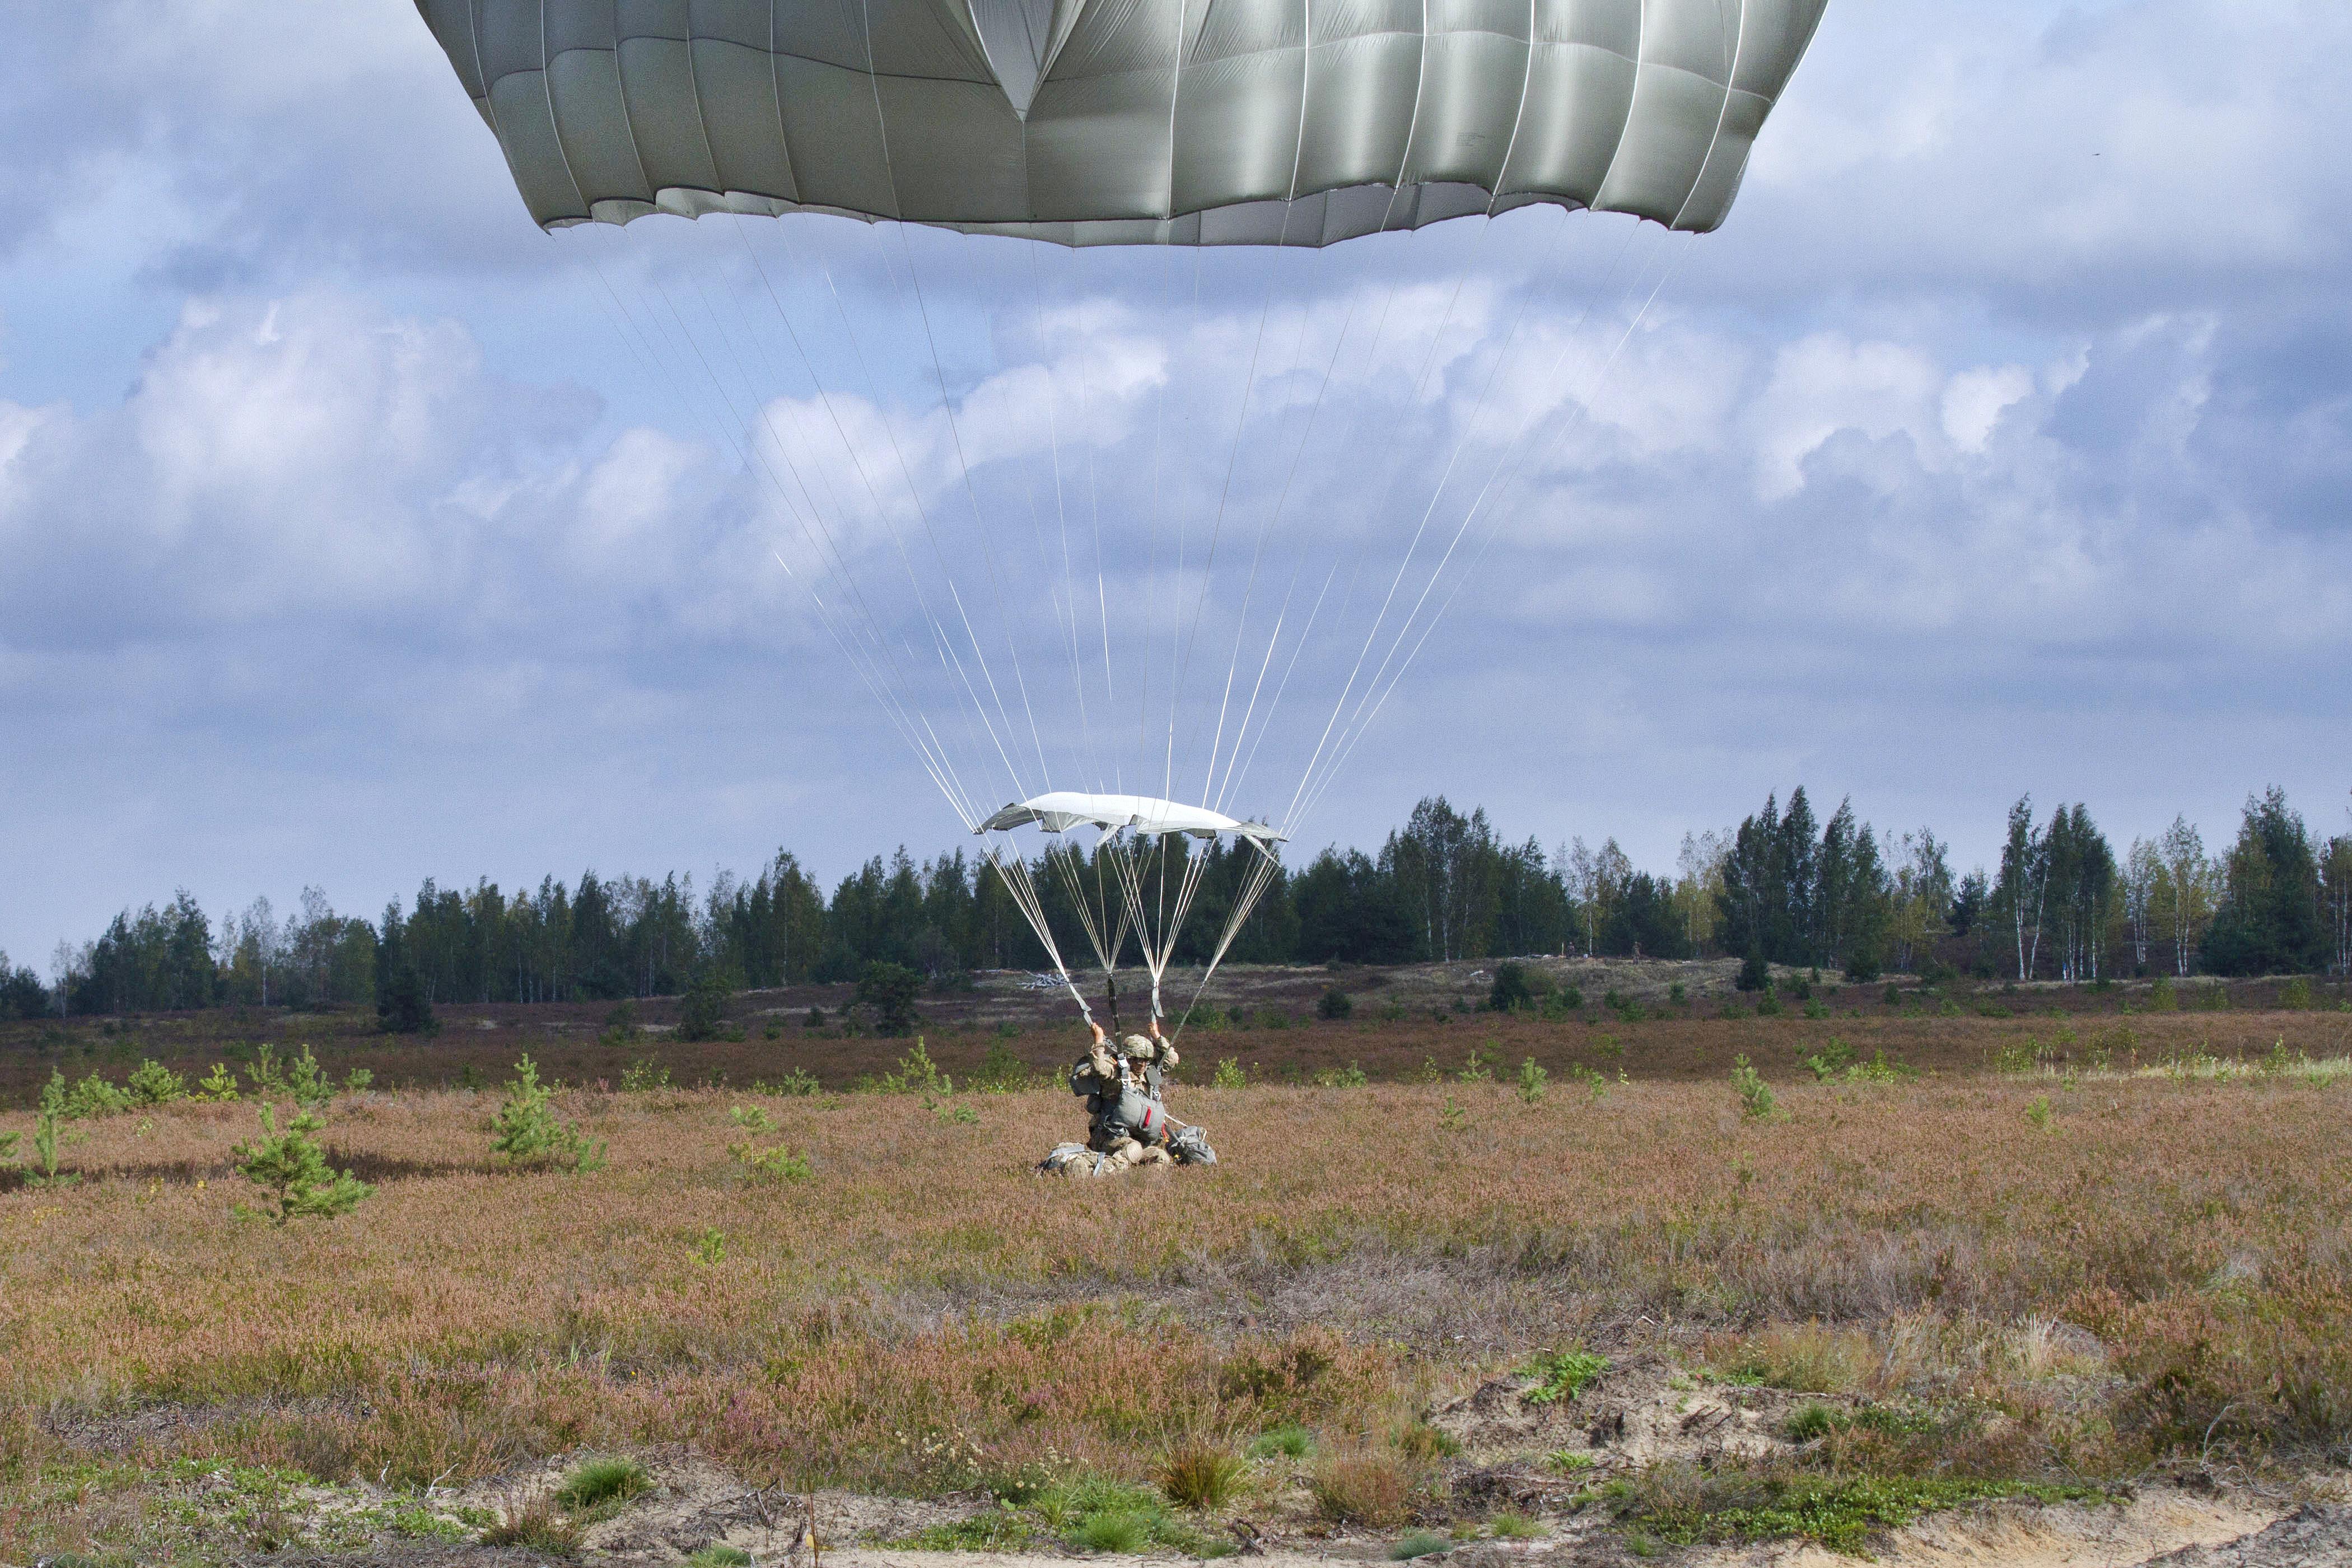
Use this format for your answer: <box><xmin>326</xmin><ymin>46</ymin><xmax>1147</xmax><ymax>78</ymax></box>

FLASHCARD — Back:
<box><xmin>4</xmin><ymin>970</ymin><xmax>2351</xmax><ymax>1564</ymax></box>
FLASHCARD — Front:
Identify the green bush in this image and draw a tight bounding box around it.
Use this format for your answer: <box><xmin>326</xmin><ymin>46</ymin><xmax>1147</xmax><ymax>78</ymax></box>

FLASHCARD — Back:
<box><xmin>1736</xmin><ymin>949</ymin><xmax>1770</xmax><ymax>992</ymax></box>
<box><xmin>554</xmin><ymin>1455</ymin><xmax>650</xmax><ymax>1511</ymax></box>
<box><xmin>125</xmin><ymin>1058</ymin><xmax>186</xmax><ymax>1105</ymax></box>
<box><xmin>1732</xmin><ymin>1055</ymin><xmax>1778</xmax><ymax>1121</ymax></box>
<box><xmin>490</xmin><ymin>1056</ymin><xmax>605</xmax><ymax>1172</ymax></box>
<box><xmin>677</xmin><ymin>972</ymin><xmax>736</xmax><ymax>1042</ymax></box>
<box><xmin>1523</xmin><ymin>1347</ymin><xmax>1610</xmax><ymax>1404</ymax></box>
<box><xmin>854</xmin><ymin>960</ymin><xmax>924</xmax><ymax>1036</ymax></box>
<box><xmin>231</xmin><ymin>1103</ymin><xmax>372</xmax><ymax>1225</ymax></box>
<box><xmin>1516</xmin><ymin>1057</ymin><xmax>1548</xmax><ymax>1105</ymax></box>
<box><xmin>1317</xmin><ymin>986</ymin><xmax>1355</xmax><ymax>1020</ymax></box>
<box><xmin>375</xmin><ymin>963</ymin><xmax>436</xmax><ymax>1035</ymax></box>
<box><xmin>1248</xmin><ymin>1425</ymin><xmax>1313</xmax><ymax>1460</ymax></box>
<box><xmin>1212</xmin><ymin>1057</ymin><xmax>1247</xmax><ymax>1089</ymax></box>
<box><xmin>1313</xmin><ymin>1061</ymin><xmax>1369</xmax><ymax>1088</ymax></box>
<box><xmin>1488</xmin><ymin>962</ymin><xmax>1544</xmax><ymax>1013</ymax></box>
<box><xmin>1388</xmin><ymin>1533</ymin><xmax>1450</xmax><ymax>1560</ymax></box>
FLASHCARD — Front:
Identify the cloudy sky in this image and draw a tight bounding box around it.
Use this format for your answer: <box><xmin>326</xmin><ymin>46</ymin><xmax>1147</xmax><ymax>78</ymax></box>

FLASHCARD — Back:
<box><xmin>4</xmin><ymin>1</ymin><xmax>2349</xmax><ymax>965</ymax></box>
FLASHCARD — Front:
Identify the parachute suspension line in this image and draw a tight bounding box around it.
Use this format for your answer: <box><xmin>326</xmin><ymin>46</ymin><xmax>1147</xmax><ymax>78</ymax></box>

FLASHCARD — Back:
<box><xmin>726</xmin><ymin>217</ymin><xmax>1018</xmax><ymax>814</ymax></box>
<box><xmin>627</xmin><ymin>268</ymin><xmax>971</xmax><ymax>823</ymax></box>
<box><xmin>1292</xmin><ymin>228</ymin><xmax>1696</xmax><ymax>834</ymax></box>
<box><xmin>1021</xmin><ymin>242</ymin><xmax>1097</xmax><ymax>796</ymax></box>
<box><xmin>894</xmin><ymin>225</ymin><xmax>1058</xmax><ymax>801</ymax></box>
<box><xmin>653</xmin><ymin>270</ymin><xmax>1005</xmax><ymax>834</ymax></box>
<box><xmin>1219</xmin><ymin>256</ymin><xmax>1420</xmax><ymax>813</ymax></box>
<box><xmin>1109</xmin><ymin>830</ymin><xmax>1217</xmax><ymax>1024</ymax></box>
<box><xmin>757</xmin><ymin>219</ymin><xmax>1040</xmax><ymax>811</ymax></box>
<box><xmin>848</xmin><ymin>0</ymin><xmax>1056</xmax><ymax>806</ymax></box>
<box><xmin>1278</xmin><ymin>203</ymin><xmax>1583</xmax><ymax>824</ymax></box>
<box><xmin>1171</xmin><ymin>208</ymin><xmax>1294</xmax><ymax>809</ymax></box>
<box><xmin>583</xmin><ymin>259</ymin><xmax>967</xmax><ymax>823</ymax></box>
<box><xmin>1198</xmin><ymin>238</ymin><xmax>1334</xmax><ymax>815</ymax></box>
<box><xmin>983</xmin><ymin>838</ymin><xmax>1093</xmax><ymax>1024</ymax></box>
<box><xmin>1162</xmin><ymin>243</ymin><xmax>1208</xmax><ymax>806</ymax></box>
<box><xmin>1172</xmin><ymin>836</ymin><xmax>1285</xmax><ymax>1042</ymax></box>
<box><xmin>1270</xmin><ymin>217</ymin><xmax>1503</xmax><ymax>833</ymax></box>
<box><xmin>1074</xmin><ymin>242</ymin><xmax>1121</xmax><ymax>795</ymax></box>
<box><xmin>1206</xmin><ymin>242</ymin><xmax>1360</xmax><ymax>816</ymax></box>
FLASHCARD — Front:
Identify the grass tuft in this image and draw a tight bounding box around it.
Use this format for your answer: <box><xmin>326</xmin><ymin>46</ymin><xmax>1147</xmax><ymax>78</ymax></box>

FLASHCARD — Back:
<box><xmin>1248</xmin><ymin>1424</ymin><xmax>1313</xmax><ymax>1460</ymax></box>
<box><xmin>483</xmin><ymin>1492</ymin><xmax>581</xmax><ymax>1553</ymax></box>
<box><xmin>1387</xmin><ymin>1530</ymin><xmax>1451</xmax><ymax>1559</ymax></box>
<box><xmin>1309</xmin><ymin>1450</ymin><xmax>1421</xmax><ymax>1527</ymax></box>
<box><xmin>553</xmin><ymin>1454</ymin><xmax>650</xmax><ymax>1511</ymax></box>
<box><xmin>1158</xmin><ymin>1440</ymin><xmax>1245</xmax><ymax>1509</ymax></box>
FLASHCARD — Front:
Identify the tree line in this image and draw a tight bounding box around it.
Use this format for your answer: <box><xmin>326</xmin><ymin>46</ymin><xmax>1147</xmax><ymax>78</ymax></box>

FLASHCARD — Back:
<box><xmin>6</xmin><ymin>784</ymin><xmax>2346</xmax><ymax>1021</ymax></box>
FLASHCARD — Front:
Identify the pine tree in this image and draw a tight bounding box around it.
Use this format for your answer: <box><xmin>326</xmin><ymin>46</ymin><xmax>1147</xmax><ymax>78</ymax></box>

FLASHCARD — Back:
<box><xmin>231</xmin><ymin>1103</ymin><xmax>372</xmax><ymax>1224</ymax></box>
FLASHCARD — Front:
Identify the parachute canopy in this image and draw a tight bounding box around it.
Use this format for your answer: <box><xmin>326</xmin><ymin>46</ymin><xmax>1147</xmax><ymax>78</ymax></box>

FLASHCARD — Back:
<box><xmin>416</xmin><ymin>0</ymin><xmax>1827</xmax><ymax>244</ymax></box>
<box><xmin>979</xmin><ymin>790</ymin><xmax>1286</xmax><ymax>843</ymax></box>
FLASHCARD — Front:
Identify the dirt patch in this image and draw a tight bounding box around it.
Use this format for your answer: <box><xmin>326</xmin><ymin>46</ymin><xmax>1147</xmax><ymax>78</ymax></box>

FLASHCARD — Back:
<box><xmin>1684</xmin><ymin>1487</ymin><xmax>2289</xmax><ymax>1568</ymax></box>
<box><xmin>1430</xmin><ymin>1356</ymin><xmax>1822</xmax><ymax>1479</ymax></box>
<box><xmin>452</xmin><ymin>1451</ymin><xmax>993</xmax><ymax>1565</ymax></box>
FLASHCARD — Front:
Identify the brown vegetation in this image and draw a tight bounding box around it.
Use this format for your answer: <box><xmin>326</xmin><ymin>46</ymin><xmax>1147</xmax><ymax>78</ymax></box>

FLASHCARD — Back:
<box><xmin>2</xmin><ymin>974</ymin><xmax>2348</xmax><ymax>1559</ymax></box>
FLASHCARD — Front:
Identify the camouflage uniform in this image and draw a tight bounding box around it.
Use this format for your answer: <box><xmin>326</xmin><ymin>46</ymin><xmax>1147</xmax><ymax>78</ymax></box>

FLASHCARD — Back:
<box><xmin>1074</xmin><ymin>1031</ymin><xmax>1179</xmax><ymax>1152</ymax></box>
<box><xmin>1040</xmin><ymin>1026</ymin><xmax>1212</xmax><ymax>1175</ymax></box>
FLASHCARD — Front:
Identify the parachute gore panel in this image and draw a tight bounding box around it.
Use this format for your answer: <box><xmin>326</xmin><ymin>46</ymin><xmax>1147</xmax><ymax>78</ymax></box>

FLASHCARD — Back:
<box><xmin>417</xmin><ymin>0</ymin><xmax>1826</xmax><ymax>244</ymax></box>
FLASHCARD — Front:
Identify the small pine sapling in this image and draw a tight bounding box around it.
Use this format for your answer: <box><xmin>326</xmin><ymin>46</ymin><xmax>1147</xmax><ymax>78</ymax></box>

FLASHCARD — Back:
<box><xmin>231</xmin><ymin>1103</ymin><xmax>373</xmax><ymax>1224</ymax></box>
<box><xmin>1516</xmin><ymin>1057</ymin><xmax>1548</xmax><ymax>1105</ymax></box>
<box><xmin>491</xmin><ymin>1055</ymin><xmax>606</xmax><ymax>1172</ymax></box>
<box><xmin>193</xmin><ymin>1063</ymin><xmax>241</xmax><ymax>1102</ymax></box>
<box><xmin>125</xmin><ymin>1059</ymin><xmax>187</xmax><ymax>1105</ymax></box>
<box><xmin>1732</xmin><ymin>1054</ymin><xmax>1779</xmax><ymax>1121</ymax></box>
<box><xmin>1212</xmin><ymin>1058</ymin><xmax>1247</xmax><ymax>1089</ymax></box>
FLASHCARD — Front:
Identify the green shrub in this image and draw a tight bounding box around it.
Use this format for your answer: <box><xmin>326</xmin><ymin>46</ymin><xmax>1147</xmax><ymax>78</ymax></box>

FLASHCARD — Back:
<box><xmin>1754</xmin><ymin>990</ymin><xmax>1785</xmax><ymax>1018</ymax></box>
<box><xmin>554</xmin><ymin>1455</ymin><xmax>650</xmax><ymax>1511</ymax></box>
<box><xmin>1736</xmin><ymin>950</ymin><xmax>1770</xmax><ymax>992</ymax></box>
<box><xmin>2280</xmin><ymin>977</ymin><xmax>2314</xmax><ymax>1010</ymax></box>
<box><xmin>490</xmin><ymin>1056</ymin><xmax>605</xmax><ymax>1172</ymax></box>
<box><xmin>854</xmin><ymin>960</ymin><xmax>923</xmax><ymax>1036</ymax></box>
<box><xmin>1524</xmin><ymin>1347</ymin><xmax>1610</xmax><ymax>1404</ymax></box>
<box><xmin>1490</xmin><ymin>1511</ymin><xmax>1544</xmax><ymax>1539</ymax></box>
<box><xmin>192</xmin><ymin>1063</ymin><xmax>240</xmax><ymax>1102</ymax></box>
<box><xmin>2149</xmin><ymin>974</ymin><xmax>2178</xmax><ymax>1010</ymax></box>
<box><xmin>1488</xmin><ymin>962</ymin><xmax>1544</xmax><ymax>1013</ymax></box>
<box><xmin>375</xmin><ymin>963</ymin><xmax>436</xmax><ymax>1035</ymax></box>
<box><xmin>731</xmin><ymin>1139</ymin><xmax>812</xmax><ymax>1181</ymax></box>
<box><xmin>231</xmin><ymin>1103</ymin><xmax>372</xmax><ymax>1225</ymax></box>
<box><xmin>871</xmin><ymin>1038</ymin><xmax>951</xmax><ymax>1095</ymax></box>
<box><xmin>1732</xmin><ymin>1055</ymin><xmax>1777</xmax><ymax>1120</ymax></box>
<box><xmin>1313</xmin><ymin>1061</ymin><xmax>1368</xmax><ymax>1088</ymax></box>
<box><xmin>678</xmin><ymin>972</ymin><xmax>736</xmax><ymax>1042</ymax></box>
<box><xmin>752</xmin><ymin>1067</ymin><xmax>820</xmax><ymax>1096</ymax></box>
<box><xmin>1802</xmin><ymin>1039</ymin><xmax>1856</xmax><ymax>1081</ymax></box>
<box><xmin>1248</xmin><ymin>1425</ymin><xmax>1313</xmax><ymax>1460</ymax></box>
<box><xmin>1668</xmin><ymin>981</ymin><xmax>1688</xmax><ymax>1005</ymax></box>
<box><xmin>1318</xmin><ymin>987</ymin><xmax>1355</xmax><ymax>1020</ymax></box>
<box><xmin>974</xmin><ymin>1040</ymin><xmax>1029</xmax><ymax>1090</ymax></box>
<box><xmin>125</xmin><ymin>1058</ymin><xmax>186</xmax><ymax>1105</ymax></box>
<box><xmin>1212</xmin><ymin>1057</ymin><xmax>1247</xmax><ymax>1089</ymax></box>
<box><xmin>1516</xmin><ymin>1057</ymin><xmax>1548</xmax><ymax>1105</ymax></box>
<box><xmin>601</xmin><ymin>1001</ymin><xmax>639</xmax><ymax>1043</ymax></box>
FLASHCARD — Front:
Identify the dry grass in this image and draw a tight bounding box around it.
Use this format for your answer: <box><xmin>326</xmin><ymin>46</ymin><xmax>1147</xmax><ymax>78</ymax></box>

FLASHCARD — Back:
<box><xmin>1309</xmin><ymin>1449</ymin><xmax>1425</xmax><ymax>1527</ymax></box>
<box><xmin>3</xmin><ymin>1066</ymin><xmax>2349</xmax><ymax>1552</ymax></box>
